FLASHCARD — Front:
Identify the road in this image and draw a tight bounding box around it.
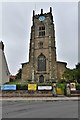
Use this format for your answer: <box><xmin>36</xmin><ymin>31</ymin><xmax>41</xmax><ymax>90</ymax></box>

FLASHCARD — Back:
<box><xmin>1</xmin><ymin>100</ymin><xmax>78</xmax><ymax>118</ymax></box>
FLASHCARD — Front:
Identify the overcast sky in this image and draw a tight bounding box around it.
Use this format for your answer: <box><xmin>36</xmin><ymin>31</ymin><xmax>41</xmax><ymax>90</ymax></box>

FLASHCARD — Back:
<box><xmin>0</xmin><ymin>2</ymin><xmax>78</xmax><ymax>75</ymax></box>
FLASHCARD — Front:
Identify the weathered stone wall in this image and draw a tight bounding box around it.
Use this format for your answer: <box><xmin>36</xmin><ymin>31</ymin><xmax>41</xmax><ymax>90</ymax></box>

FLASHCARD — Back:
<box><xmin>22</xmin><ymin>63</ymin><xmax>32</xmax><ymax>81</ymax></box>
<box><xmin>57</xmin><ymin>62</ymin><xmax>67</xmax><ymax>81</ymax></box>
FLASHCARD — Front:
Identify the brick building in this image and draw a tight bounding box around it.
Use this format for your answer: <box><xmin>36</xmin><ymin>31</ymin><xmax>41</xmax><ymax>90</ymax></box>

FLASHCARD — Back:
<box><xmin>22</xmin><ymin>7</ymin><xmax>67</xmax><ymax>83</ymax></box>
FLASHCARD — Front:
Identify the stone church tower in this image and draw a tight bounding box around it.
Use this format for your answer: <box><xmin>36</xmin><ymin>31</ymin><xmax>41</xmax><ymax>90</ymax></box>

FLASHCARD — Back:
<box><xmin>22</xmin><ymin>7</ymin><xmax>67</xmax><ymax>83</ymax></box>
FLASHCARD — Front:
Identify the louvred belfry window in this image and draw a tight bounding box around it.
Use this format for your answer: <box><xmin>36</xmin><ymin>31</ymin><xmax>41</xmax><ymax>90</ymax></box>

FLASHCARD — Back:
<box><xmin>39</xmin><ymin>26</ymin><xmax>45</xmax><ymax>37</ymax></box>
<box><xmin>39</xmin><ymin>42</ymin><xmax>43</xmax><ymax>48</ymax></box>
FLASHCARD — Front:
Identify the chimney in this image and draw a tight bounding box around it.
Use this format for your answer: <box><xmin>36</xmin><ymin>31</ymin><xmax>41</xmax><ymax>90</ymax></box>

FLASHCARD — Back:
<box><xmin>41</xmin><ymin>9</ymin><xmax>43</xmax><ymax>14</ymax></box>
<box><xmin>0</xmin><ymin>41</ymin><xmax>4</xmax><ymax>51</ymax></box>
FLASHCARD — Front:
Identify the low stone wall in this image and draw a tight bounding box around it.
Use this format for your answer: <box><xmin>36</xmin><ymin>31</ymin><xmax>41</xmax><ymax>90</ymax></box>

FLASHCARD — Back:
<box><xmin>1</xmin><ymin>90</ymin><xmax>52</xmax><ymax>97</ymax></box>
<box><xmin>1</xmin><ymin>90</ymin><xmax>80</xmax><ymax>97</ymax></box>
<box><xmin>70</xmin><ymin>90</ymin><xmax>80</xmax><ymax>96</ymax></box>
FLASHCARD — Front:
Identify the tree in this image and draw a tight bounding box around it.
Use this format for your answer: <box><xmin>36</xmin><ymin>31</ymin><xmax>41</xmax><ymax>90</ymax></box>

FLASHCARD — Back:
<box><xmin>76</xmin><ymin>63</ymin><xmax>80</xmax><ymax>83</ymax></box>
<box><xmin>62</xmin><ymin>68</ymin><xmax>77</xmax><ymax>82</ymax></box>
<box><xmin>62</xmin><ymin>63</ymin><xmax>80</xmax><ymax>83</ymax></box>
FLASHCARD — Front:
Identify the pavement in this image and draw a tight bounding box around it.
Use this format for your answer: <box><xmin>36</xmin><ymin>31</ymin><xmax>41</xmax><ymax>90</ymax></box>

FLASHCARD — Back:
<box><xmin>1</xmin><ymin>96</ymin><xmax>79</xmax><ymax>118</ymax></box>
<box><xmin>2</xmin><ymin>100</ymin><xmax>79</xmax><ymax>118</ymax></box>
<box><xmin>0</xmin><ymin>96</ymin><xmax>80</xmax><ymax>101</ymax></box>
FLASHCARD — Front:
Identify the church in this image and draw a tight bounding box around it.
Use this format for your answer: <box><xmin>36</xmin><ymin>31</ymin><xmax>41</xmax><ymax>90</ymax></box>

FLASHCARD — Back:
<box><xmin>21</xmin><ymin>7</ymin><xmax>67</xmax><ymax>83</ymax></box>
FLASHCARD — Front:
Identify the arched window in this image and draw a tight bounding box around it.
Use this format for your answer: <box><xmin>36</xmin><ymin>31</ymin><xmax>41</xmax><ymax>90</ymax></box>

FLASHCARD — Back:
<box><xmin>39</xmin><ymin>75</ymin><xmax>44</xmax><ymax>83</ymax></box>
<box><xmin>38</xmin><ymin>54</ymin><xmax>46</xmax><ymax>71</ymax></box>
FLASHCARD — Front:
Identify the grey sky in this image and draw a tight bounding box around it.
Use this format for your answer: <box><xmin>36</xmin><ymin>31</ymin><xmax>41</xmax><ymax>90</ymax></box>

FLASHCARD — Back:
<box><xmin>78</xmin><ymin>1</ymin><xmax>80</xmax><ymax>63</ymax></box>
<box><xmin>0</xmin><ymin>2</ymin><xmax>78</xmax><ymax>75</ymax></box>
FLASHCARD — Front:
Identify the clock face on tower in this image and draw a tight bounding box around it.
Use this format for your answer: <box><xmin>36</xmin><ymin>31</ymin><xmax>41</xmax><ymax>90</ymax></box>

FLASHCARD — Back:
<box><xmin>39</xmin><ymin>16</ymin><xmax>45</xmax><ymax>21</ymax></box>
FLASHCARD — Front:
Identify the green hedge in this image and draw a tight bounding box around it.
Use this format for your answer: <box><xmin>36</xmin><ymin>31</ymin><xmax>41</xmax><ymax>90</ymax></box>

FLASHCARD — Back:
<box><xmin>16</xmin><ymin>84</ymin><xmax>28</xmax><ymax>90</ymax></box>
<box><xmin>38</xmin><ymin>83</ymin><xmax>52</xmax><ymax>86</ymax></box>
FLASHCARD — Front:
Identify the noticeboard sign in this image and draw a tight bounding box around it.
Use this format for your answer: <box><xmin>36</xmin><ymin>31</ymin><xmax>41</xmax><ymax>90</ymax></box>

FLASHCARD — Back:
<box><xmin>38</xmin><ymin>86</ymin><xmax>52</xmax><ymax>90</ymax></box>
<box><xmin>28</xmin><ymin>84</ymin><xmax>37</xmax><ymax>91</ymax></box>
<box><xmin>1</xmin><ymin>85</ymin><xmax>16</xmax><ymax>90</ymax></box>
<box><xmin>70</xmin><ymin>83</ymin><xmax>76</xmax><ymax>91</ymax></box>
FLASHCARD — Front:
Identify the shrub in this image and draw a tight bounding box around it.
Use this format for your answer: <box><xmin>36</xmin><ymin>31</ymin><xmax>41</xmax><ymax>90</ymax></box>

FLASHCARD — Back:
<box><xmin>56</xmin><ymin>83</ymin><xmax>66</xmax><ymax>95</ymax></box>
<box><xmin>76</xmin><ymin>84</ymin><xmax>80</xmax><ymax>90</ymax></box>
<box><xmin>56</xmin><ymin>83</ymin><xmax>66</xmax><ymax>90</ymax></box>
<box><xmin>16</xmin><ymin>84</ymin><xmax>28</xmax><ymax>90</ymax></box>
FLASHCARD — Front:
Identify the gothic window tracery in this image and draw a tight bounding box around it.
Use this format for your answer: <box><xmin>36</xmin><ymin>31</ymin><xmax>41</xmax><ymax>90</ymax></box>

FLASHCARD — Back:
<box><xmin>38</xmin><ymin>53</ymin><xmax>46</xmax><ymax>71</ymax></box>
